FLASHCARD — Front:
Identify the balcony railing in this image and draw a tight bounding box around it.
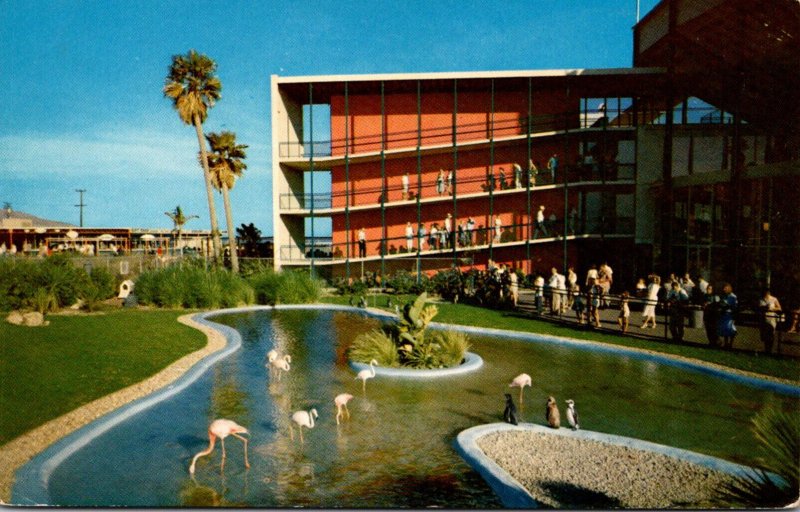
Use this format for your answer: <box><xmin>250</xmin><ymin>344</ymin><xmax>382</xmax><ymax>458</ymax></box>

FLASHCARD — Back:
<box><xmin>278</xmin><ymin>162</ymin><xmax>636</xmax><ymax>211</ymax></box>
<box><xmin>279</xmin><ymin>217</ymin><xmax>634</xmax><ymax>262</ymax></box>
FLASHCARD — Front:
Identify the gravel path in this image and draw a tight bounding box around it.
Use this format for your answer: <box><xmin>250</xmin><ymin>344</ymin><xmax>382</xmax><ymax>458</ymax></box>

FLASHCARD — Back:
<box><xmin>477</xmin><ymin>430</ymin><xmax>737</xmax><ymax>508</ymax></box>
<box><xmin>0</xmin><ymin>314</ymin><xmax>225</xmax><ymax>504</ymax></box>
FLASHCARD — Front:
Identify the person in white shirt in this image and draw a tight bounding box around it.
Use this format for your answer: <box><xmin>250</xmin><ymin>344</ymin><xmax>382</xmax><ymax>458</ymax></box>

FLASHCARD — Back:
<box><xmin>494</xmin><ymin>217</ymin><xmax>502</xmax><ymax>243</ymax></box>
<box><xmin>357</xmin><ymin>228</ymin><xmax>366</xmax><ymax>258</ymax></box>
<box><xmin>405</xmin><ymin>222</ymin><xmax>414</xmax><ymax>252</ymax></box>
<box><xmin>548</xmin><ymin>267</ymin><xmax>565</xmax><ymax>315</ymax></box>
<box><xmin>533</xmin><ymin>274</ymin><xmax>545</xmax><ymax>315</ymax></box>
<box><xmin>533</xmin><ymin>205</ymin><xmax>548</xmax><ymax>239</ymax></box>
<box><xmin>444</xmin><ymin>213</ymin><xmax>453</xmax><ymax>248</ymax></box>
<box><xmin>759</xmin><ymin>290</ymin><xmax>782</xmax><ymax>353</ymax></box>
<box><xmin>401</xmin><ymin>173</ymin><xmax>410</xmax><ymax>200</ymax></box>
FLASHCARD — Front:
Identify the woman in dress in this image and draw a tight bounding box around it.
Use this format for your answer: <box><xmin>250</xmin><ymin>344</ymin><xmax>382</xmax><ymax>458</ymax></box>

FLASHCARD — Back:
<box><xmin>640</xmin><ymin>275</ymin><xmax>661</xmax><ymax>329</ymax></box>
<box><xmin>718</xmin><ymin>283</ymin><xmax>738</xmax><ymax>349</ymax></box>
<box><xmin>701</xmin><ymin>284</ymin><xmax>721</xmax><ymax>346</ymax></box>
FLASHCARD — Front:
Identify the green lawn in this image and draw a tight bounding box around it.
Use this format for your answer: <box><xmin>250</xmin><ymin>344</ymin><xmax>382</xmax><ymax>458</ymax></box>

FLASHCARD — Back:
<box><xmin>321</xmin><ymin>295</ymin><xmax>800</xmax><ymax>383</ymax></box>
<box><xmin>0</xmin><ymin>310</ymin><xmax>205</xmax><ymax>445</ymax></box>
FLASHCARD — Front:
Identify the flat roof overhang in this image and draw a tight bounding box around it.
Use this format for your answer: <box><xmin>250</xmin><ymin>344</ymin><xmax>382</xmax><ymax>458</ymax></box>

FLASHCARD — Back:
<box><xmin>273</xmin><ymin>67</ymin><xmax>669</xmax><ymax>104</ymax></box>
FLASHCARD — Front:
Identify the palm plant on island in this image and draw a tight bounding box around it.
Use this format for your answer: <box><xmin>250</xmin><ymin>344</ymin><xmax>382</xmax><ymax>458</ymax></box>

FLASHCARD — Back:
<box><xmin>348</xmin><ymin>292</ymin><xmax>470</xmax><ymax>369</ymax></box>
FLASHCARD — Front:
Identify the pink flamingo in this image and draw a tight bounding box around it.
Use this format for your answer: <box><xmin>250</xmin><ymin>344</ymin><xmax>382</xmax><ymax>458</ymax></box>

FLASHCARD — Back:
<box><xmin>265</xmin><ymin>349</ymin><xmax>278</xmax><ymax>378</ymax></box>
<box><xmin>355</xmin><ymin>359</ymin><xmax>378</xmax><ymax>393</ymax></box>
<box><xmin>189</xmin><ymin>419</ymin><xmax>250</xmax><ymax>475</ymax></box>
<box><xmin>271</xmin><ymin>354</ymin><xmax>291</xmax><ymax>381</ymax></box>
<box><xmin>290</xmin><ymin>408</ymin><xmax>318</xmax><ymax>443</ymax></box>
<box><xmin>334</xmin><ymin>393</ymin><xmax>354</xmax><ymax>424</ymax></box>
<box><xmin>509</xmin><ymin>373</ymin><xmax>532</xmax><ymax>406</ymax></box>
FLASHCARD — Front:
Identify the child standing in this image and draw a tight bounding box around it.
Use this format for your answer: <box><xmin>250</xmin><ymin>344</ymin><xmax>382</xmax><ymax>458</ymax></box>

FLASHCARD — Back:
<box><xmin>618</xmin><ymin>291</ymin><xmax>630</xmax><ymax>333</ymax></box>
<box><xmin>571</xmin><ymin>284</ymin><xmax>585</xmax><ymax>324</ymax></box>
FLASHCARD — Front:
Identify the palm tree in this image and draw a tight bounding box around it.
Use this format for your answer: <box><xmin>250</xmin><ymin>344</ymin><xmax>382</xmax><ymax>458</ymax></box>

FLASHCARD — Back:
<box><xmin>205</xmin><ymin>131</ymin><xmax>247</xmax><ymax>273</ymax></box>
<box><xmin>164</xmin><ymin>205</ymin><xmax>199</xmax><ymax>255</ymax></box>
<box><xmin>236</xmin><ymin>222</ymin><xmax>262</xmax><ymax>257</ymax></box>
<box><xmin>163</xmin><ymin>50</ymin><xmax>223</xmax><ymax>262</ymax></box>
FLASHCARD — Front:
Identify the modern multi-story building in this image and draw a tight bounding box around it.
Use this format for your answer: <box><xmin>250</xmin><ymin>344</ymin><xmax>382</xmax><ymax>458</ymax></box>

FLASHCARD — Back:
<box><xmin>271</xmin><ymin>0</ymin><xmax>799</xmax><ymax>303</ymax></box>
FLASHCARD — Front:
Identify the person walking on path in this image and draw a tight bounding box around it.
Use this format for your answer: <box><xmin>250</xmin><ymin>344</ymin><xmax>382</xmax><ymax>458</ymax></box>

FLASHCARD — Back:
<box><xmin>587</xmin><ymin>277</ymin><xmax>602</xmax><ymax>327</ymax></box>
<box><xmin>533</xmin><ymin>205</ymin><xmax>548</xmax><ymax>239</ymax></box>
<box><xmin>534</xmin><ymin>273</ymin><xmax>545</xmax><ymax>315</ymax></box>
<box><xmin>666</xmin><ymin>281</ymin><xmax>690</xmax><ymax>342</ymax></box>
<box><xmin>548</xmin><ymin>267</ymin><xmax>566</xmax><ymax>315</ymax></box>
<box><xmin>618</xmin><ymin>291</ymin><xmax>631</xmax><ymax>333</ymax></box>
<box><xmin>759</xmin><ymin>289</ymin><xmax>782</xmax><ymax>353</ymax></box>
<box><xmin>718</xmin><ymin>283</ymin><xmax>738</xmax><ymax>349</ymax></box>
<box><xmin>547</xmin><ymin>153</ymin><xmax>559</xmax><ymax>183</ymax></box>
<box><xmin>357</xmin><ymin>227</ymin><xmax>367</xmax><ymax>258</ymax></box>
<box><xmin>701</xmin><ymin>284</ymin><xmax>721</xmax><ymax>346</ymax></box>
<box><xmin>405</xmin><ymin>222</ymin><xmax>414</xmax><ymax>252</ymax></box>
<box><xmin>641</xmin><ymin>274</ymin><xmax>661</xmax><ymax>329</ymax></box>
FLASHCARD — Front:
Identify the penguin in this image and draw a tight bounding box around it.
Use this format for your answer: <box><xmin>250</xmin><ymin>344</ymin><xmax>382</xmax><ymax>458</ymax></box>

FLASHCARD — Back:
<box><xmin>503</xmin><ymin>393</ymin><xmax>518</xmax><ymax>425</ymax></box>
<box><xmin>565</xmin><ymin>399</ymin><xmax>579</xmax><ymax>430</ymax></box>
<box><xmin>545</xmin><ymin>396</ymin><xmax>560</xmax><ymax>429</ymax></box>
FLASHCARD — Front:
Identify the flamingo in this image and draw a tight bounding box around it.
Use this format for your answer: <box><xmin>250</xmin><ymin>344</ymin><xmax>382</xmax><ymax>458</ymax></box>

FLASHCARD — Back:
<box><xmin>189</xmin><ymin>419</ymin><xmax>250</xmax><ymax>475</ymax></box>
<box><xmin>265</xmin><ymin>349</ymin><xmax>279</xmax><ymax>378</ymax></box>
<box><xmin>271</xmin><ymin>354</ymin><xmax>291</xmax><ymax>381</ymax></box>
<box><xmin>509</xmin><ymin>373</ymin><xmax>532</xmax><ymax>406</ymax></box>
<box><xmin>290</xmin><ymin>408</ymin><xmax>318</xmax><ymax>443</ymax></box>
<box><xmin>334</xmin><ymin>393</ymin><xmax>354</xmax><ymax>424</ymax></box>
<box><xmin>355</xmin><ymin>359</ymin><xmax>378</xmax><ymax>393</ymax></box>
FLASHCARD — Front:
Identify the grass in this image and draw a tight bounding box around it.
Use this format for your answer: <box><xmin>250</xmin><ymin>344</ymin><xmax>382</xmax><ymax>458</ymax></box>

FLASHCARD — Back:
<box><xmin>320</xmin><ymin>295</ymin><xmax>800</xmax><ymax>383</ymax></box>
<box><xmin>0</xmin><ymin>309</ymin><xmax>205</xmax><ymax>445</ymax></box>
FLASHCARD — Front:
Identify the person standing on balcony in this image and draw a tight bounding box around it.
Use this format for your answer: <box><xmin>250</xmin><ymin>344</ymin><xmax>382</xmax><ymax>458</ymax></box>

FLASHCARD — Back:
<box><xmin>446</xmin><ymin>169</ymin><xmax>453</xmax><ymax>195</ymax></box>
<box><xmin>466</xmin><ymin>217</ymin><xmax>476</xmax><ymax>246</ymax></box>
<box><xmin>568</xmin><ymin>207</ymin><xmax>578</xmax><ymax>235</ymax></box>
<box><xmin>444</xmin><ymin>213</ymin><xmax>453</xmax><ymax>248</ymax></box>
<box><xmin>429</xmin><ymin>224</ymin><xmax>439</xmax><ymax>250</ymax></box>
<box><xmin>436</xmin><ymin>169</ymin><xmax>445</xmax><ymax>195</ymax></box>
<box><xmin>405</xmin><ymin>222</ymin><xmax>414</xmax><ymax>252</ymax></box>
<box><xmin>357</xmin><ymin>227</ymin><xmax>366</xmax><ymax>258</ymax></box>
<box><xmin>528</xmin><ymin>159</ymin><xmax>539</xmax><ymax>186</ymax></box>
<box><xmin>513</xmin><ymin>163</ymin><xmax>523</xmax><ymax>189</ymax></box>
<box><xmin>533</xmin><ymin>205</ymin><xmax>548</xmax><ymax>239</ymax></box>
<box><xmin>401</xmin><ymin>172</ymin><xmax>410</xmax><ymax>200</ymax></box>
<box><xmin>498</xmin><ymin>167</ymin><xmax>507</xmax><ymax>190</ymax></box>
<box><xmin>547</xmin><ymin>153</ymin><xmax>559</xmax><ymax>183</ymax></box>
<box><xmin>418</xmin><ymin>223</ymin><xmax>427</xmax><ymax>251</ymax></box>
<box><xmin>494</xmin><ymin>216</ymin><xmax>502</xmax><ymax>243</ymax></box>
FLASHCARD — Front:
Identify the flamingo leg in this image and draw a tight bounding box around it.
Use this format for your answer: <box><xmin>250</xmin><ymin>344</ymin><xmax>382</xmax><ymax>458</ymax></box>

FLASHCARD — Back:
<box><xmin>336</xmin><ymin>406</ymin><xmax>342</xmax><ymax>425</ymax></box>
<box><xmin>344</xmin><ymin>403</ymin><xmax>350</xmax><ymax>419</ymax></box>
<box><xmin>519</xmin><ymin>387</ymin><xmax>524</xmax><ymax>409</ymax></box>
<box><xmin>220</xmin><ymin>437</ymin><xmax>227</xmax><ymax>472</ymax></box>
<box><xmin>299</xmin><ymin>427</ymin><xmax>304</xmax><ymax>444</ymax></box>
<box><xmin>289</xmin><ymin>425</ymin><xmax>294</xmax><ymax>440</ymax></box>
<box><xmin>231</xmin><ymin>433</ymin><xmax>250</xmax><ymax>469</ymax></box>
<box><xmin>362</xmin><ymin>378</ymin><xmax>366</xmax><ymax>393</ymax></box>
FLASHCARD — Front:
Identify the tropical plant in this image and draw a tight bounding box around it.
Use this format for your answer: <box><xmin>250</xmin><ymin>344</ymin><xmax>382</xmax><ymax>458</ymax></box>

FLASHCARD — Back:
<box><xmin>205</xmin><ymin>131</ymin><xmax>248</xmax><ymax>273</ymax></box>
<box><xmin>348</xmin><ymin>292</ymin><xmax>469</xmax><ymax>369</ymax></box>
<box><xmin>432</xmin><ymin>268</ymin><xmax>464</xmax><ymax>303</ymax></box>
<box><xmin>165</xmin><ymin>205</ymin><xmax>199</xmax><ymax>254</ymax></box>
<box><xmin>163</xmin><ymin>49</ymin><xmax>223</xmax><ymax>261</ymax></box>
<box><xmin>134</xmin><ymin>265</ymin><xmax>254</xmax><ymax>308</ymax></box>
<box><xmin>236</xmin><ymin>222</ymin><xmax>262</xmax><ymax>257</ymax></box>
<box><xmin>346</xmin><ymin>329</ymin><xmax>399</xmax><ymax>367</ymax></box>
<box><xmin>247</xmin><ymin>268</ymin><xmax>324</xmax><ymax>305</ymax></box>
<box><xmin>713</xmin><ymin>405</ymin><xmax>799</xmax><ymax>508</ymax></box>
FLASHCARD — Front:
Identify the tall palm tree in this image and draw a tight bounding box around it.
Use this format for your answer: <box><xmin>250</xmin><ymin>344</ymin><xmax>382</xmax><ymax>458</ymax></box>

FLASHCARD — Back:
<box><xmin>163</xmin><ymin>49</ymin><xmax>223</xmax><ymax>262</ymax></box>
<box><xmin>205</xmin><ymin>131</ymin><xmax>247</xmax><ymax>273</ymax></box>
<box><xmin>165</xmin><ymin>205</ymin><xmax>199</xmax><ymax>254</ymax></box>
<box><xmin>236</xmin><ymin>222</ymin><xmax>262</xmax><ymax>257</ymax></box>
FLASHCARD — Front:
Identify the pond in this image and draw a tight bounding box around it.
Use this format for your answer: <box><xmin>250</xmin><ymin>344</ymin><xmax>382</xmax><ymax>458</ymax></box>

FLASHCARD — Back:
<box><xmin>23</xmin><ymin>308</ymin><xmax>800</xmax><ymax>507</ymax></box>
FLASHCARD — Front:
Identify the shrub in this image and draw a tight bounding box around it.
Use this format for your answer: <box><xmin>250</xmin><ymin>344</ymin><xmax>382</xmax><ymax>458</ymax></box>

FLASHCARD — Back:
<box><xmin>247</xmin><ymin>268</ymin><xmax>324</xmax><ymax>305</ymax></box>
<box><xmin>347</xmin><ymin>329</ymin><xmax>399</xmax><ymax>367</ymax></box>
<box><xmin>428</xmin><ymin>329</ymin><xmax>471</xmax><ymax>367</ymax></box>
<box><xmin>0</xmin><ymin>255</ymin><xmax>92</xmax><ymax>312</ymax></box>
<box><xmin>134</xmin><ymin>265</ymin><xmax>254</xmax><ymax>308</ymax></box>
<box><xmin>385</xmin><ymin>269</ymin><xmax>417</xmax><ymax>294</ymax></box>
<box><xmin>432</xmin><ymin>268</ymin><xmax>464</xmax><ymax>303</ymax></box>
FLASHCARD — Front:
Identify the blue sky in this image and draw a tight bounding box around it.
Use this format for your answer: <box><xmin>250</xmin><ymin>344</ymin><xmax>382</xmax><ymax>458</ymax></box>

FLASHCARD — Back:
<box><xmin>1</xmin><ymin>0</ymin><xmax>659</xmax><ymax>235</ymax></box>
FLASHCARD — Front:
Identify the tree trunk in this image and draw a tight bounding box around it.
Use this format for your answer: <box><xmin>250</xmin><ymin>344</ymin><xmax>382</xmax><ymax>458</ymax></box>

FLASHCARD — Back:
<box><xmin>222</xmin><ymin>184</ymin><xmax>239</xmax><ymax>273</ymax></box>
<box><xmin>193</xmin><ymin>115</ymin><xmax>222</xmax><ymax>262</ymax></box>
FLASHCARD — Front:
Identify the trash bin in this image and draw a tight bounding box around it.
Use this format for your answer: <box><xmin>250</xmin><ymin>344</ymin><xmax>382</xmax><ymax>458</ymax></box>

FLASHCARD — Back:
<box><xmin>688</xmin><ymin>305</ymin><xmax>703</xmax><ymax>329</ymax></box>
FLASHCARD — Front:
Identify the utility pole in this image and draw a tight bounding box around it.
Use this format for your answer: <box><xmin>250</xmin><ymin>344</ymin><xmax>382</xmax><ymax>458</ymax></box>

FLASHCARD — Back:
<box><xmin>75</xmin><ymin>189</ymin><xmax>86</xmax><ymax>227</ymax></box>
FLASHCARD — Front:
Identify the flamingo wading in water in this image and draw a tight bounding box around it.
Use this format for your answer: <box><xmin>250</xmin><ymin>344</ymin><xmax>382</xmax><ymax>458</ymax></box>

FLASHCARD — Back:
<box><xmin>509</xmin><ymin>373</ymin><xmax>532</xmax><ymax>406</ymax></box>
<box><xmin>355</xmin><ymin>359</ymin><xmax>378</xmax><ymax>393</ymax></box>
<box><xmin>271</xmin><ymin>354</ymin><xmax>291</xmax><ymax>381</ymax></box>
<box><xmin>265</xmin><ymin>349</ymin><xmax>278</xmax><ymax>378</ymax></box>
<box><xmin>334</xmin><ymin>393</ymin><xmax>354</xmax><ymax>424</ymax></box>
<box><xmin>290</xmin><ymin>408</ymin><xmax>318</xmax><ymax>443</ymax></box>
<box><xmin>189</xmin><ymin>419</ymin><xmax>250</xmax><ymax>475</ymax></box>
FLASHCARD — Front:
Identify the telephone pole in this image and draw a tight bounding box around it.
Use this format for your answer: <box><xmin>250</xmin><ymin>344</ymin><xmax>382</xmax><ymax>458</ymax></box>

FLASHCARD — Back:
<box><xmin>75</xmin><ymin>189</ymin><xmax>87</xmax><ymax>227</ymax></box>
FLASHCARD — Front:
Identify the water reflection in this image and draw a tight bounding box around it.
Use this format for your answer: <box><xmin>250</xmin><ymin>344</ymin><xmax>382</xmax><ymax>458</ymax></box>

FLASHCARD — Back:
<box><xmin>46</xmin><ymin>309</ymin><xmax>797</xmax><ymax>507</ymax></box>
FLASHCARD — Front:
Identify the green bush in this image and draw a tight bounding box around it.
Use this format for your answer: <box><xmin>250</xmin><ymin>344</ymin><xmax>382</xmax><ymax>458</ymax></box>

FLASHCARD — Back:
<box><xmin>347</xmin><ymin>329</ymin><xmax>399</xmax><ymax>367</ymax></box>
<box><xmin>428</xmin><ymin>329</ymin><xmax>471</xmax><ymax>367</ymax></box>
<box><xmin>247</xmin><ymin>268</ymin><xmax>323</xmax><ymax>305</ymax></box>
<box><xmin>385</xmin><ymin>269</ymin><xmax>417</xmax><ymax>294</ymax></box>
<box><xmin>135</xmin><ymin>265</ymin><xmax>254</xmax><ymax>308</ymax></box>
<box><xmin>0</xmin><ymin>255</ymin><xmax>91</xmax><ymax>312</ymax></box>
